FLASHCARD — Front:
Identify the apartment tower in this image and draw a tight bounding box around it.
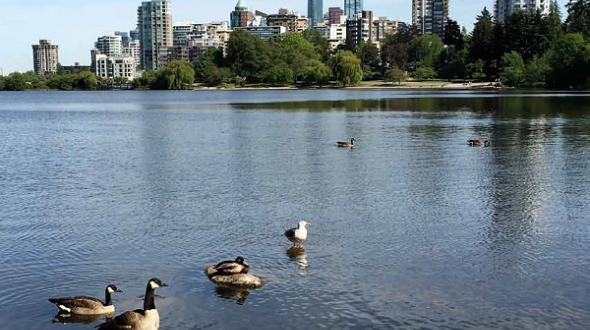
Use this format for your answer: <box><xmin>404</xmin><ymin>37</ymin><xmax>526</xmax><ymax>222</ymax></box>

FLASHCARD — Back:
<box><xmin>494</xmin><ymin>0</ymin><xmax>552</xmax><ymax>23</ymax></box>
<box><xmin>32</xmin><ymin>40</ymin><xmax>59</xmax><ymax>74</ymax></box>
<box><xmin>344</xmin><ymin>0</ymin><xmax>363</xmax><ymax>18</ymax></box>
<box><xmin>412</xmin><ymin>0</ymin><xmax>449</xmax><ymax>37</ymax></box>
<box><xmin>138</xmin><ymin>0</ymin><xmax>173</xmax><ymax>70</ymax></box>
<box><xmin>308</xmin><ymin>0</ymin><xmax>324</xmax><ymax>27</ymax></box>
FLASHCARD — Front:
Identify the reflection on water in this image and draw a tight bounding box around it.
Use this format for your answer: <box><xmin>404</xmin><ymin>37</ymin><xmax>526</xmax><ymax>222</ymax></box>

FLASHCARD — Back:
<box><xmin>287</xmin><ymin>247</ymin><xmax>309</xmax><ymax>274</ymax></box>
<box><xmin>214</xmin><ymin>285</ymin><xmax>252</xmax><ymax>305</ymax></box>
<box><xmin>1</xmin><ymin>91</ymin><xmax>590</xmax><ymax>330</ymax></box>
<box><xmin>52</xmin><ymin>312</ymin><xmax>113</xmax><ymax>325</ymax></box>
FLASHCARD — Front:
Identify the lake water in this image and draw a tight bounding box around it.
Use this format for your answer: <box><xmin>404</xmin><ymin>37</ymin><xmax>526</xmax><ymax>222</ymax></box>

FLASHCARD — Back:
<box><xmin>1</xmin><ymin>90</ymin><xmax>590</xmax><ymax>330</ymax></box>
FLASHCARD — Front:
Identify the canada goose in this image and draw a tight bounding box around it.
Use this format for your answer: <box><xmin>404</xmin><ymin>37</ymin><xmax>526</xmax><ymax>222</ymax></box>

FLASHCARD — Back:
<box><xmin>212</xmin><ymin>257</ymin><xmax>250</xmax><ymax>275</ymax></box>
<box><xmin>468</xmin><ymin>140</ymin><xmax>490</xmax><ymax>147</ymax></box>
<box><xmin>285</xmin><ymin>221</ymin><xmax>310</xmax><ymax>247</ymax></box>
<box><xmin>48</xmin><ymin>284</ymin><xmax>122</xmax><ymax>315</ymax></box>
<box><xmin>205</xmin><ymin>258</ymin><xmax>264</xmax><ymax>288</ymax></box>
<box><xmin>96</xmin><ymin>278</ymin><xmax>168</xmax><ymax>330</ymax></box>
<box><xmin>337</xmin><ymin>137</ymin><xmax>355</xmax><ymax>148</ymax></box>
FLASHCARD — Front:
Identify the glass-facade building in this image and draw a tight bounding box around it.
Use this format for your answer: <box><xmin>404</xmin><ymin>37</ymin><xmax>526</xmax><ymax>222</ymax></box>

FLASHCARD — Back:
<box><xmin>412</xmin><ymin>0</ymin><xmax>448</xmax><ymax>37</ymax></box>
<box><xmin>344</xmin><ymin>0</ymin><xmax>363</xmax><ymax>18</ymax></box>
<box><xmin>308</xmin><ymin>0</ymin><xmax>324</xmax><ymax>27</ymax></box>
<box><xmin>138</xmin><ymin>0</ymin><xmax>173</xmax><ymax>70</ymax></box>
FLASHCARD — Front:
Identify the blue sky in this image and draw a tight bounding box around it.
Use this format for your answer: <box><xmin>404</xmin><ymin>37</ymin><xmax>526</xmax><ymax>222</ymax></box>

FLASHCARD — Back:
<box><xmin>0</xmin><ymin>0</ymin><xmax>568</xmax><ymax>74</ymax></box>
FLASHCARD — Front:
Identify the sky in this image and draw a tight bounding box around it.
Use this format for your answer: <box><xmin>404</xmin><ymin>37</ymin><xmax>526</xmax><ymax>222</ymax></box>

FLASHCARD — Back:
<box><xmin>0</xmin><ymin>0</ymin><xmax>568</xmax><ymax>74</ymax></box>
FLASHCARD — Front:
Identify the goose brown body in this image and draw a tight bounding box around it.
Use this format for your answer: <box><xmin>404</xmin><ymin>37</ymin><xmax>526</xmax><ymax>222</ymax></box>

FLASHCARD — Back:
<box><xmin>48</xmin><ymin>285</ymin><xmax>121</xmax><ymax>315</ymax></box>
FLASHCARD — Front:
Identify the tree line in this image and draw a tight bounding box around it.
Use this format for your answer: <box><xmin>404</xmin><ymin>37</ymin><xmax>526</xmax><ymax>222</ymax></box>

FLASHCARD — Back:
<box><xmin>3</xmin><ymin>1</ymin><xmax>590</xmax><ymax>90</ymax></box>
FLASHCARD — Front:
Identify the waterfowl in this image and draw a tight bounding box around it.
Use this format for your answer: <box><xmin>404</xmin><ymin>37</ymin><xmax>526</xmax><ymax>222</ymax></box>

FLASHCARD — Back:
<box><xmin>96</xmin><ymin>278</ymin><xmax>168</xmax><ymax>330</ymax></box>
<box><xmin>468</xmin><ymin>140</ymin><xmax>490</xmax><ymax>147</ymax></box>
<box><xmin>212</xmin><ymin>257</ymin><xmax>250</xmax><ymax>275</ymax></box>
<box><xmin>205</xmin><ymin>258</ymin><xmax>264</xmax><ymax>288</ymax></box>
<box><xmin>48</xmin><ymin>284</ymin><xmax>122</xmax><ymax>315</ymax></box>
<box><xmin>52</xmin><ymin>312</ymin><xmax>113</xmax><ymax>325</ymax></box>
<box><xmin>337</xmin><ymin>137</ymin><xmax>355</xmax><ymax>148</ymax></box>
<box><xmin>285</xmin><ymin>221</ymin><xmax>310</xmax><ymax>247</ymax></box>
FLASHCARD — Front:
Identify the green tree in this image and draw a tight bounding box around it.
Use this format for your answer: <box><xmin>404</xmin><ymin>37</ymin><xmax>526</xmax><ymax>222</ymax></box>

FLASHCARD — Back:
<box><xmin>193</xmin><ymin>48</ymin><xmax>224</xmax><ymax>82</ymax></box>
<box><xmin>276</xmin><ymin>32</ymin><xmax>319</xmax><ymax>85</ymax></box>
<box><xmin>135</xmin><ymin>70</ymin><xmax>166</xmax><ymax>90</ymax></box>
<box><xmin>203</xmin><ymin>66</ymin><xmax>233</xmax><ymax>86</ymax></box>
<box><xmin>0</xmin><ymin>76</ymin><xmax>5</xmax><ymax>91</ymax></box>
<box><xmin>466</xmin><ymin>60</ymin><xmax>487</xmax><ymax>81</ymax></box>
<box><xmin>409</xmin><ymin>34</ymin><xmax>444</xmax><ymax>68</ymax></box>
<box><xmin>162</xmin><ymin>60</ymin><xmax>195</xmax><ymax>90</ymax></box>
<box><xmin>4</xmin><ymin>73</ymin><xmax>26</xmax><ymax>91</ymax></box>
<box><xmin>227</xmin><ymin>29</ymin><xmax>271</xmax><ymax>82</ymax></box>
<box><xmin>260</xmin><ymin>61</ymin><xmax>293</xmax><ymax>85</ymax></box>
<box><xmin>546</xmin><ymin>33</ymin><xmax>590</xmax><ymax>88</ymax></box>
<box><xmin>75</xmin><ymin>71</ymin><xmax>99</xmax><ymax>90</ymax></box>
<box><xmin>524</xmin><ymin>55</ymin><xmax>550</xmax><ymax>87</ymax></box>
<box><xmin>500</xmin><ymin>51</ymin><xmax>525</xmax><ymax>86</ymax></box>
<box><xmin>386</xmin><ymin>68</ymin><xmax>408</xmax><ymax>85</ymax></box>
<box><xmin>566</xmin><ymin>0</ymin><xmax>590</xmax><ymax>38</ymax></box>
<box><xmin>302</xmin><ymin>29</ymin><xmax>330</xmax><ymax>62</ymax></box>
<box><xmin>412</xmin><ymin>66</ymin><xmax>437</xmax><ymax>80</ymax></box>
<box><xmin>443</xmin><ymin>19</ymin><xmax>464</xmax><ymax>50</ymax></box>
<box><xmin>469</xmin><ymin>7</ymin><xmax>496</xmax><ymax>78</ymax></box>
<box><xmin>437</xmin><ymin>47</ymin><xmax>467</xmax><ymax>80</ymax></box>
<box><xmin>330</xmin><ymin>50</ymin><xmax>363</xmax><ymax>87</ymax></box>
<box><xmin>302</xmin><ymin>59</ymin><xmax>332</xmax><ymax>87</ymax></box>
<box><xmin>355</xmin><ymin>41</ymin><xmax>381</xmax><ymax>78</ymax></box>
<box><xmin>380</xmin><ymin>24</ymin><xmax>416</xmax><ymax>71</ymax></box>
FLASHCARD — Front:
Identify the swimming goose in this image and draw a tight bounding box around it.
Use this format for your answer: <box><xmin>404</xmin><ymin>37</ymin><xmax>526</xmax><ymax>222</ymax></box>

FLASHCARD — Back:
<box><xmin>48</xmin><ymin>284</ymin><xmax>122</xmax><ymax>315</ymax></box>
<box><xmin>285</xmin><ymin>221</ymin><xmax>310</xmax><ymax>247</ymax></box>
<box><xmin>337</xmin><ymin>137</ymin><xmax>355</xmax><ymax>148</ymax></box>
<box><xmin>212</xmin><ymin>257</ymin><xmax>250</xmax><ymax>275</ymax></box>
<box><xmin>205</xmin><ymin>258</ymin><xmax>264</xmax><ymax>288</ymax></box>
<box><xmin>468</xmin><ymin>140</ymin><xmax>490</xmax><ymax>147</ymax></box>
<box><xmin>96</xmin><ymin>278</ymin><xmax>168</xmax><ymax>330</ymax></box>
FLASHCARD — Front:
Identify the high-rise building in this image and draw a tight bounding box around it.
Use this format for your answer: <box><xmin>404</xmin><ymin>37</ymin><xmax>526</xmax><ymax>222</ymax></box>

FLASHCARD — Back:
<box><xmin>344</xmin><ymin>0</ymin><xmax>363</xmax><ymax>18</ymax></box>
<box><xmin>494</xmin><ymin>0</ymin><xmax>551</xmax><ymax>23</ymax></box>
<box><xmin>267</xmin><ymin>10</ymin><xmax>300</xmax><ymax>32</ymax></box>
<box><xmin>115</xmin><ymin>31</ymin><xmax>132</xmax><ymax>46</ymax></box>
<box><xmin>346</xmin><ymin>10</ymin><xmax>373</xmax><ymax>48</ymax></box>
<box><xmin>412</xmin><ymin>0</ymin><xmax>449</xmax><ymax>37</ymax></box>
<box><xmin>173</xmin><ymin>22</ymin><xmax>196</xmax><ymax>46</ymax></box>
<box><xmin>308</xmin><ymin>0</ymin><xmax>323</xmax><ymax>27</ymax></box>
<box><xmin>374</xmin><ymin>17</ymin><xmax>398</xmax><ymax>41</ymax></box>
<box><xmin>138</xmin><ymin>0</ymin><xmax>173</xmax><ymax>70</ymax></box>
<box><xmin>231</xmin><ymin>0</ymin><xmax>253</xmax><ymax>28</ymax></box>
<box><xmin>95</xmin><ymin>36</ymin><xmax>124</xmax><ymax>56</ymax></box>
<box><xmin>329</xmin><ymin>7</ymin><xmax>344</xmax><ymax>25</ymax></box>
<box><xmin>32</xmin><ymin>39</ymin><xmax>59</xmax><ymax>74</ymax></box>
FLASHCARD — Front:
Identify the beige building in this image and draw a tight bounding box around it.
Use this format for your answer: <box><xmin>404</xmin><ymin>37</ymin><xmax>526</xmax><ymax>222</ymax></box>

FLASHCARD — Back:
<box><xmin>32</xmin><ymin>40</ymin><xmax>59</xmax><ymax>74</ymax></box>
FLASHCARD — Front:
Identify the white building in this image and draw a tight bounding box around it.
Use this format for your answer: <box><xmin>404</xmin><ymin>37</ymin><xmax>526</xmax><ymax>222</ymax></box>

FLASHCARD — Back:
<box><xmin>94</xmin><ymin>54</ymin><xmax>136</xmax><ymax>81</ymax></box>
<box><xmin>123</xmin><ymin>40</ymin><xmax>141</xmax><ymax>68</ymax></box>
<box><xmin>95</xmin><ymin>36</ymin><xmax>123</xmax><ymax>56</ymax></box>
<box><xmin>494</xmin><ymin>0</ymin><xmax>552</xmax><ymax>22</ymax></box>
<box><xmin>32</xmin><ymin>39</ymin><xmax>59</xmax><ymax>74</ymax></box>
<box><xmin>235</xmin><ymin>26</ymin><xmax>287</xmax><ymax>40</ymax></box>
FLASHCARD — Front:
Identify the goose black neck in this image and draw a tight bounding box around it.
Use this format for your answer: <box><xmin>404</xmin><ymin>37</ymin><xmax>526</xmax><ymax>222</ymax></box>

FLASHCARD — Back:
<box><xmin>104</xmin><ymin>288</ymin><xmax>112</xmax><ymax>306</ymax></box>
<box><xmin>144</xmin><ymin>284</ymin><xmax>156</xmax><ymax>310</ymax></box>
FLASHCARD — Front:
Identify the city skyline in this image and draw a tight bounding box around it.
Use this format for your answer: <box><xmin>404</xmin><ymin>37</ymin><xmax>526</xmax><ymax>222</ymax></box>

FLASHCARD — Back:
<box><xmin>0</xmin><ymin>0</ymin><xmax>568</xmax><ymax>74</ymax></box>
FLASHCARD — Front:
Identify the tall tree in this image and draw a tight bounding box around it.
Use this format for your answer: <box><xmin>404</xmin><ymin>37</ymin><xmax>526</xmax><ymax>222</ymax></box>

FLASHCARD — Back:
<box><xmin>546</xmin><ymin>33</ymin><xmax>590</xmax><ymax>88</ymax></box>
<box><xmin>566</xmin><ymin>0</ymin><xmax>590</xmax><ymax>38</ymax></box>
<box><xmin>380</xmin><ymin>24</ymin><xmax>417</xmax><ymax>71</ymax></box>
<box><xmin>409</xmin><ymin>34</ymin><xmax>444</xmax><ymax>68</ymax></box>
<box><xmin>302</xmin><ymin>29</ymin><xmax>330</xmax><ymax>62</ymax></box>
<box><xmin>162</xmin><ymin>60</ymin><xmax>195</xmax><ymax>90</ymax></box>
<box><xmin>330</xmin><ymin>50</ymin><xmax>363</xmax><ymax>87</ymax></box>
<box><xmin>227</xmin><ymin>29</ymin><xmax>271</xmax><ymax>82</ymax></box>
<box><xmin>469</xmin><ymin>7</ymin><xmax>496</xmax><ymax>78</ymax></box>
<box><xmin>275</xmin><ymin>32</ymin><xmax>319</xmax><ymax>85</ymax></box>
<box><xmin>443</xmin><ymin>19</ymin><xmax>464</xmax><ymax>50</ymax></box>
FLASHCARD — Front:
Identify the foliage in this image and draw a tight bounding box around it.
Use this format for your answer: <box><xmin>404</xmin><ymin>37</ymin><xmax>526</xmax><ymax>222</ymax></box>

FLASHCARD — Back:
<box><xmin>437</xmin><ymin>47</ymin><xmax>467</xmax><ymax>80</ymax></box>
<box><xmin>469</xmin><ymin>7</ymin><xmax>496</xmax><ymax>77</ymax></box>
<box><xmin>443</xmin><ymin>19</ymin><xmax>464</xmax><ymax>50</ymax></box>
<box><xmin>412</xmin><ymin>66</ymin><xmax>437</xmax><ymax>80</ymax></box>
<box><xmin>227</xmin><ymin>29</ymin><xmax>271</xmax><ymax>82</ymax></box>
<box><xmin>260</xmin><ymin>61</ymin><xmax>293</xmax><ymax>85</ymax></box>
<box><xmin>0</xmin><ymin>76</ymin><xmax>5</xmax><ymax>91</ymax></box>
<box><xmin>193</xmin><ymin>48</ymin><xmax>224</xmax><ymax>82</ymax></box>
<box><xmin>330</xmin><ymin>50</ymin><xmax>363</xmax><ymax>87</ymax></box>
<box><xmin>135</xmin><ymin>70</ymin><xmax>165</xmax><ymax>90</ymax></box>
<box><xmin>500</xmin><ymin>51</ymin><xmax>525</xmax><ymax>86</ymax></box>
<box><xmin>523</xmin><ymin>55</ymin><xmax>550</xmax><ymax>87</ymax></box>
<box><xmin>546</xmin><ymin>33</ymin><xmax>590</xmax><ymax>88</ymax></box>
<box><xmin>380</xmin><ymin>24</ymin><xmax>415</xmax><ymax>71</ymax></box>
<box><xmin>302</xmin><ymin>60</ymin><xmax>332</xmax><ymax>87</ymax></box>
<box><xmin>4</xmin><ymin>73</ymin><xmax>26</xmax><ymax>91</ymax></box>
<box><xmin>355</xmin><ymin>41</ymin><xmax>381</xmax><ymax>78</ymax></box>
<box><xmin>466</xmin><ymin>60</ymin><xmax>487</xmax><ymax>81</ymax></box>
<box><xmin>275</xmin><ymin>32</ymin><xmax>319</xmax><ymax>85</ymax></box>
<box><xmin>75</xmin><ymin>71</ymin><xmax>99</xmax><ymax>90</ymax></box>
<box><xmin>162</xmin><ymin>60</ymin><xmax>195</xmax><ymax>90</ymax></box>
<box><xmin>302</xmin><ymin>29</ymin><xmax>330</xmax><ymax>62</ymax></box>
<box><xmin>409</xmin><ymin>34</ymin><xmax>444</xmax><ymax>69</ymax></box>
<box><xmin>386</xmin><ymin>68</ymin><xmax>408</xmax><ymax>85</ymax></box>
<box><xmin>566</xmin><ymin>0</ymin><xmax>590</xmax><ymax>37</ymax></box>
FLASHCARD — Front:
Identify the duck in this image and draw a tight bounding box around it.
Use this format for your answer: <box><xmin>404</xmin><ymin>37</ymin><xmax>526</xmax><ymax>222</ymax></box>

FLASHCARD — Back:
<box><xmin>96</xmin><ymin>278</ymin><xmax>168</xmax><ymax>330</ymax></box>
<box><xmin>205</xmin><ymin>257</ymin><xmax>264</xmax><ymax>288</ymax></box>
<box><xmin>211</xmin><ymin>257</ymin><xmax>250</xmax><ymax>275</ymax></box>
<box><xmin>337</xmin><ymin>137</ymin><xmax>355</xmax><ymax>148</ymax></box>
<box><xmin>285</xmin><ymin>221</ymin><xmax>310</xmax><ymax>247</ymax></box>
<box><xmin>468</xmin><ymin>140</ymin><xmax>490</xmax><ymax>147</ymax></box>
<box><xmin>48</xmin><ymin>284</ymin><xmax>122</xmax><ymax>315</ymax></box>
